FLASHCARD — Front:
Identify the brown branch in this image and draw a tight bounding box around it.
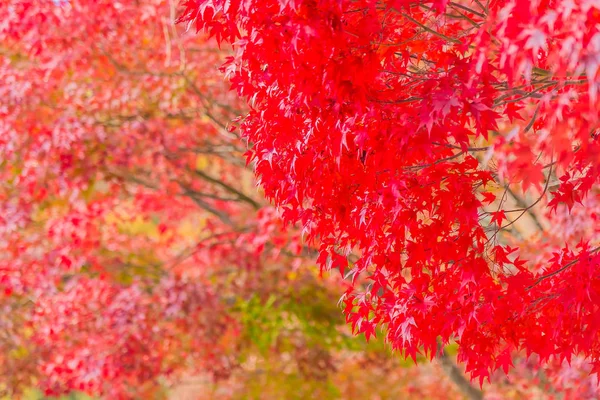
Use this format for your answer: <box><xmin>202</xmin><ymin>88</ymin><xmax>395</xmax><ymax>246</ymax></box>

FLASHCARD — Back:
<box><xmin>449</xmin><ymin>2</ymin><xmax>486</xmax><ymax>18</ymax></box>
<box><xmin>524</xmin><ymin>105</ymin><xmax>540</xmax><ymax>133</ymax></box>
<box><xmin>472</xmin><ymin>0</ymin><xmax>488</xmax><ymax>13</ymax></box>
<box><xmin>437</xmin><ymin>341</ymin><xmax>484</xmax><ymax>400</ymax></box>
<box><xmin>526</xmin><ymin>246</ymin><xmax>600</xmax><ymax>291</ymax></box>
<box><xmin>398</xmin><ymin>12</ymin><xmax>463</xmax><ymax>44</ymax></box>
<box><xmin>494</xmin><ymin>83</ymin><xmax>555</xmax><ymax>107</ymax></box>
<box><xmin>191</xmin><ymin>168</ymin><xmax>262</xmax><ymax>210</ymax></box>
<box><xmin>433</xmin><ymin>142</ymin><xmax>491</xmax><ymax>152</ymax></box>
<box><xmin>184</xmin><ymin>189</ymin><xmax>235</xmax><ymax>226</ymax></box>
<box><xmin>486</xmin><ymin>162</ymin><xmax>553</xmax><ymax>244</ymax></box>
<box><xmin>404</xmin><ymin>151</ymin><xmax>465</xmax><ymax>170</ymax></box>
<box><xmin>178</xmin><ymin>181</ymin><xmax>244</xmax><ymax>203</ymax></box>
<box><xmin>505</xmin><ymin>187</ymin><xmax>545</xmax><ymax>232</ymax></box>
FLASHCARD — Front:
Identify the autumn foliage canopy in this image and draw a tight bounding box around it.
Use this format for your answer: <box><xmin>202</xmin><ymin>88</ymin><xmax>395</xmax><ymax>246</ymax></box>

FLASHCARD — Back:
<box><xmin>1</xmin><ymin>0</ymin><xmax>600</xmax><ymax>398</ymax></box>
<box><xmin>180</xmin><ymin>0</ymin><xmax>600</xmax><ymax>388</ymax></box>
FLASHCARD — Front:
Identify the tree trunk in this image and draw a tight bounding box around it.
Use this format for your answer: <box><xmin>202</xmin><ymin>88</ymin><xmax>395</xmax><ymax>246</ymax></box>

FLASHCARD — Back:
<box><xmin>437</xmin><ymin>343</ymin><xmax>484</xmax><ymax>400</ymax></box>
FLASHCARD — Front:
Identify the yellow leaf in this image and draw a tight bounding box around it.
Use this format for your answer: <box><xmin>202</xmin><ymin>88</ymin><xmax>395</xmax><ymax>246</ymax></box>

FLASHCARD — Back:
<box><xmin>9</xmin><ymin>345</ymin><xmax>29</xmax><ymax>360</ymax></box>
<box><xmin>195</xmin><ymin>154</ymin><xmax>209</xmax><ymax>170</ymax></box>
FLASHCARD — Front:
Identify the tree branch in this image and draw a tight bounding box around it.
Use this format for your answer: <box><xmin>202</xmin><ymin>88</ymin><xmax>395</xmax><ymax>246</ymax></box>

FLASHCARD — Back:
<box><xmin>526</xmin><ymin>246</ymin><xmax>600</xmax><ymax>291</ymax></box>
<box><xmin>437</xmin><ymin>342</ymin><xmax>484</xmax><ymax>400</ymax></box>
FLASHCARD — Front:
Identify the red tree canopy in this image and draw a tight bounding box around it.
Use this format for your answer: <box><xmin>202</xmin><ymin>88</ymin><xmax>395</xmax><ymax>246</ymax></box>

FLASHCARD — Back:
<box><xmin>181</xmin><ymin>0</ymin><xmax>600</xmax><ymax>386</ymax></box>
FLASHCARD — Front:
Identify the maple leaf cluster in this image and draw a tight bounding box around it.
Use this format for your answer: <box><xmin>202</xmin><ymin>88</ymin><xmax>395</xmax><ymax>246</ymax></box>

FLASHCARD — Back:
<box><xmin>181</xmin><ymin>0</ymin><xmax>600</xmax><ymax>387</ymax></box>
